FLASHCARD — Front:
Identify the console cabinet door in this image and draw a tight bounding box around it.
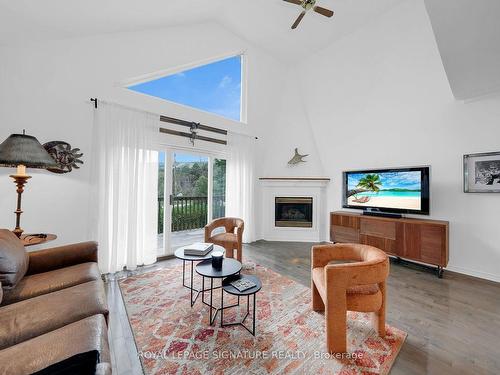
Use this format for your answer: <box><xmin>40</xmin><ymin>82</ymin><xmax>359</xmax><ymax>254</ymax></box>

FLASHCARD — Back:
<box><xmin>404</xmin><ymin>223</ymin><xmax>446</xmax><ymax>266</ymax></box>
<box><xmin>331</xmin><ymin>214</ymin><xmax>360</xmax><ymax>243</ymax></box>
<box><xmin>420</xmin><ymin>224</ymin><xmax>447</xmax><ymax>265</ymax></box>
<box><xmin>404</xmin><ymin>223</ymin><xmax>421</xmax><ymax>261</ymax></box>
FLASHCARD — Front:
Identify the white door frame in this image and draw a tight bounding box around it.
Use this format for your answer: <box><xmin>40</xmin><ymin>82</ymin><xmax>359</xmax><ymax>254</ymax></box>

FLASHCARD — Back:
<box><xmin>159</xmin><ymin>146</ymin><xmax>227</xmax><ymax>257</ymax></box>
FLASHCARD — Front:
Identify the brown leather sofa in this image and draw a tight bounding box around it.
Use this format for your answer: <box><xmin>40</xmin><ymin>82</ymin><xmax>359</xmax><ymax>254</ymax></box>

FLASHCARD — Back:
<box><xmin>0</xmin><ymin>229</ymin><xmax>111</xmax><ymax>374</ymax></box>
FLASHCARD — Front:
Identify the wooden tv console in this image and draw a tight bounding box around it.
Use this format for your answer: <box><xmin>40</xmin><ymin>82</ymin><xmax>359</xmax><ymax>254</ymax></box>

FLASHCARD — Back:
<box><xmin>330</xmin><ymin>211</ymin><xmax>449</xmax><ymax>277</ymax></box>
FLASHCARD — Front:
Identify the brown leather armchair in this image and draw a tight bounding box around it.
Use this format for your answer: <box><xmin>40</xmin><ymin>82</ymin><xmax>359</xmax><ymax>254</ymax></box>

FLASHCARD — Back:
<box><xmin>311</xmin><ymin>243</ymin><xmax>389</xmax><ymax>353</ymax></box>
<box><xmin>205</xmin><ymin>217</ymin><xmax>244</xmax><ymax>262</ymax></box>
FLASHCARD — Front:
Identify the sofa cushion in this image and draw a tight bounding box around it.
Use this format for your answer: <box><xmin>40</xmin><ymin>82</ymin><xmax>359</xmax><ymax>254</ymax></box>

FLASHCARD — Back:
<box><xmin>1</xmin><ymin>262</ymin><xmax>101</xmax><ymax>306</ymax></box>
<box><xmin>33</xmin><ymin>350</ymin><xmax>99</xmax><ymax>375</ymax></box>
<box><xmin>0</xmin><ymin>280</ymin><xmax>108</xmax><ymax>350</ymax></box>
<box><xmin>0</xmin><ymin>229</ymin><xmax>28</xmax><ymax>288</ymax></box>
<box><xmin>0</xmin><ymin>315</ymin><xmax>110</xmax><ymax>375</ymax></box>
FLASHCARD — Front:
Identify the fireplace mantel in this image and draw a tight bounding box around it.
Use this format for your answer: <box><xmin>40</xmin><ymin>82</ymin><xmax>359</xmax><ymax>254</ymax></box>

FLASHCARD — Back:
<box><xmin>258</xmin><ymin>177</ymin><xmax>329</xmax><ymax>242</ymax></box>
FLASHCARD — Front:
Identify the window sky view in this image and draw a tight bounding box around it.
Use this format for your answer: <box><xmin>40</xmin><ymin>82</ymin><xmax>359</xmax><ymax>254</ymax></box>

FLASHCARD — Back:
<box><xmin>128</xmin><ymin>55</ymin><xmax>242</xmax><ymax>122</ymax></box>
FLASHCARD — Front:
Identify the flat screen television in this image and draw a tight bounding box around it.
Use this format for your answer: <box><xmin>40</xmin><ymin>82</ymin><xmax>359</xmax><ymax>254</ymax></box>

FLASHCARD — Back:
<box><xmin>343</xmin><ymin>166</ymin><xmax>430</xmax><ymax>215</ymax></box>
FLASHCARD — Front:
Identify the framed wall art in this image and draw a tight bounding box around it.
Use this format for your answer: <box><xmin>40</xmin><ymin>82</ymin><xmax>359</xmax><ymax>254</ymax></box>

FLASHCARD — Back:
<box><xmin>463</xmin><ymin>151</ymin><xmax>500</xmax><ymax>193</ymax></box>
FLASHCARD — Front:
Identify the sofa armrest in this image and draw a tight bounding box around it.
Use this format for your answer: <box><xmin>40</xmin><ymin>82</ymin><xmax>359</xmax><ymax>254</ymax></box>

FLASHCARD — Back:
<box><xmin>26</xmin><ymin>241</ymin><xmax>98</xmax><ymax>275</ymax></box>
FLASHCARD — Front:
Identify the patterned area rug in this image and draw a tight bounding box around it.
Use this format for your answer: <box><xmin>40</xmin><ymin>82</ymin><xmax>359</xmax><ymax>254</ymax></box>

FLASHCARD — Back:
<box><xmin>119</xmin><ymin>262</ymin><xmax>406</xmax><ymax>375</ymax></box>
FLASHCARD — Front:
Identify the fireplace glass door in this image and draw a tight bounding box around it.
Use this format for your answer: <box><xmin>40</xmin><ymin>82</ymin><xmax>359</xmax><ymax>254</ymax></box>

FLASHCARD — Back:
<box><xmin>275</xmin><ymin>197</ymin><xmax>313</xmax><ymax>228</ymax></box>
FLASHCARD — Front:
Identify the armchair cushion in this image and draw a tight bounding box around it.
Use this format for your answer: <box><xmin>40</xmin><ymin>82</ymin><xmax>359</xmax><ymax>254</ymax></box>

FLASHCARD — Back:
<box><xmin>0</xmin><ymin>229</ymin><xmax>28</xmax><ymax>289</ymax></box>
<box><xmin>209</xmin><ymin>233</ymin><xmax>238</xmax><ymax>244</ymax></box>
<box><xmin>1</xmin><ymin>262</ymin><xmax>101</xmax><ymax>306</ymax></box>
<box><xmin>26</xmin><ymin>241</ymin><xmax>98</xmax><ymax>276</ymax></box>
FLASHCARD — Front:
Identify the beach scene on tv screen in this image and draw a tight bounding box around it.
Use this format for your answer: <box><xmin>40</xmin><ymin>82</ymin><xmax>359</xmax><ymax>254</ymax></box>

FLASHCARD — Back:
<box><xmin>347</xmin><ymin>171</ymin><xmax>422</xmax><ymax>210</ymax></box>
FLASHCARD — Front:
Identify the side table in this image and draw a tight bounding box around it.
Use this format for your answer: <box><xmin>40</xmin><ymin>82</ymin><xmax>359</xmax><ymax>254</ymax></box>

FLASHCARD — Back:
<box><xmin>174</xmin><ymin>244</ymin><xmax>225</xmax><ymax>307</ymax></box>
<box><xmin>195</xmin><ymin>258</ymin><xmax>242</xmax><ymax>325</ymax></box>
<box><xmin>221</xmin><ymin>274</ymin><xmax>262</xmax><ymax>336</ymax></box>
<box><xmin>21</xmin><ymin>233</ymin><xmax>57</xmax><ymax>247</ymax></box>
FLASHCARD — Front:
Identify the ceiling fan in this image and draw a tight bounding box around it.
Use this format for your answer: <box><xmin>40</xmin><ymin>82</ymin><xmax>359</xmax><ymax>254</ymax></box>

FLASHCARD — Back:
<box><xmin>283</xmin><ymin>0</ymin><xmax>334</xmax><ymax>29</ymax></box>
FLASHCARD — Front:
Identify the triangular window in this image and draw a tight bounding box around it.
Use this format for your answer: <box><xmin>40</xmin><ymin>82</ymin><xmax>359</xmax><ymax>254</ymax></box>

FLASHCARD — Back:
<box><xmin>128</xmin><ymin>55</ymin><xmax>242</xmax><ymax>122</ymax></box>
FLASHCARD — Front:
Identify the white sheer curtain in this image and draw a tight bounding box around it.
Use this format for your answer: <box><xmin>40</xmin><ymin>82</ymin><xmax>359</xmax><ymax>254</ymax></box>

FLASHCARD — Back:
<box><xmin>225</xmin><ymin>132</ymin><xmax>256</xmax><ymax>243</ymax></box>
<box><xmin>90</xmin><ymin>102</ymin><xmax>158</xmax><ymax>274</ymax></box>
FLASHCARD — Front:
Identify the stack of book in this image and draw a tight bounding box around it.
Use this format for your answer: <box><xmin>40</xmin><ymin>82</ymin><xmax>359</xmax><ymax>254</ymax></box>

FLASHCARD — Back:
<box><xmin>184</xmin><ymin>243</ymin><xmax>214</xmax><ymax>256</ymax></box>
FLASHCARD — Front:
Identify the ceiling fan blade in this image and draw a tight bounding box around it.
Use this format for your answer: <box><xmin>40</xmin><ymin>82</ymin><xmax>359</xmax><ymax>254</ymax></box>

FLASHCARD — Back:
<box><xmin>291</xmin><ymin>11</ymin><xmax>306</xmax><ymax>29</ymax></box>
<box><xmin>313</xmin><ymin>6</ymin><xmax>334</xmax><ymax>18</ymax></box>
<box><xmin>283</xmin><ymin>0</ymin><xmax>302</xmax><ymax>5</ymax></box>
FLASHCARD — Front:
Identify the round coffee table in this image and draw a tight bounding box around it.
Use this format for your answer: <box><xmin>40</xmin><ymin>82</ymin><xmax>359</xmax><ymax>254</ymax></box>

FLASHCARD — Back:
<box><xmin>222</xmin><ymin>274</ymin><xmax>262</xmax><ymax>336</ymax></box>
<box><xmin>195</xmin><ymin>258</ymin><xmax>242</xmax><ymax>325</ymax></box>
<box><xmin>174</xmin><ymin>245</ymin><xmax>225</xmax><ymax>307</ymax></box>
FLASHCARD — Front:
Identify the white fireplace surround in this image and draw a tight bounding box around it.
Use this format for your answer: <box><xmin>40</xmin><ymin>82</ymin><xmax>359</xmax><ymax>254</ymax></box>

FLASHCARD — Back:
<box><xmin>258</xmin><ymin>178</ymin><xmax>330</xmax><ymax>242</ymax></box>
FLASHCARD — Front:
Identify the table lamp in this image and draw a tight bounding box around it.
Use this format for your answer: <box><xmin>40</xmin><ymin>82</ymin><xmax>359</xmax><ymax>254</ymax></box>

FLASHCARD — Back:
<box><xmin>0</xmin><ymin>131</ymin><xmax>58</xmax><ymax>237</ymax></box>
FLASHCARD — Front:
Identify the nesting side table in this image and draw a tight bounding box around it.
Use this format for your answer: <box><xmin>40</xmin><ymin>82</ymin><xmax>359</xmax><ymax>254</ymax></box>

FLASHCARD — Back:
<box><xmin>174</xmin><ymin>245</ymin><xmax>225</xmax><ymax>307</ymax></box>
<box><xmin>221</xmin><ymin>274</ymin><xmax>262</xmax><ymax>336</ymax></box>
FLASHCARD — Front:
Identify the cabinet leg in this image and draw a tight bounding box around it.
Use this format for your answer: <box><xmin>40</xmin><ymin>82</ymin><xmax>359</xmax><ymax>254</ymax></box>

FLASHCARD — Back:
<box><xmin>437</xmin><ymin>266</ymin><xmax>444</xmax><ymax>278</ymax></box>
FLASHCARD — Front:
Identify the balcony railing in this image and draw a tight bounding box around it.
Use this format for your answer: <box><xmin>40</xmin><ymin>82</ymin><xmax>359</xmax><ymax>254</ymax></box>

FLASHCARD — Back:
<box><xmin>158</xmin><ymin>196</ymin><xmax>225</xmax><ymax>233</ymax></box>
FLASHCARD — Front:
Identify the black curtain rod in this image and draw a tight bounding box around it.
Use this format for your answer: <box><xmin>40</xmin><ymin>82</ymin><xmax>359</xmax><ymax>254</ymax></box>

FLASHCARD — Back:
<box><xmin>90</xmin><ymin>98</ymin><xmax>227</xmax><ymax>136</ymax></box>
<box><xmin>90</xmin><ymin>98</ymin><xmax>229</xmax><ymax>145</ymax></box>
<box><xmin>160</xmin><ymin>115</ymin><xmax>227</xmax><ymax>136</ymax></box>
<box><xmin>159</xmin><ymin>127</ymin><xmax>227</xmax><ymax>145</ymax></box>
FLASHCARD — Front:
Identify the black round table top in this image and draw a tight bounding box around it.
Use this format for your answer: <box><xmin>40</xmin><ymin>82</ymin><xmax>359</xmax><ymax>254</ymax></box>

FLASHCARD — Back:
<box><xmin>174</xmin><ymin>244</ymin><xmax>225</xmax><ymax>261</ymax></box>
<box><xmin>195</xmin><ymin>258</ymin><xmax>242</xmax><ymax>278</ymax></box>
<box><xmin>222</xmin><ymin>275</ymin><xmax>262</xmax><ymax>296</ymax></box>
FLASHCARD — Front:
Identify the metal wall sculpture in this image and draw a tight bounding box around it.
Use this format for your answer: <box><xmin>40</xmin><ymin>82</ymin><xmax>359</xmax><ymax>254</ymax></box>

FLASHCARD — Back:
<box><xmin>43</xmin><ymin>141</ymin><xmax>84</xmax><ymax>173</ymax></box>
<box><xmin>288</xmin><ymin>148</ymin><xmax>308</xmax><ymax>166</ymax></box>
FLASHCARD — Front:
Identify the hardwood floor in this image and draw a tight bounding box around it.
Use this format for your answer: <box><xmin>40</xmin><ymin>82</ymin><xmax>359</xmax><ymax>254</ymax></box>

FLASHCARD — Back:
<box><xmin>105</xmin><ymin>240</ymin><xmax>500</xmax><ymax>375</ymax></box>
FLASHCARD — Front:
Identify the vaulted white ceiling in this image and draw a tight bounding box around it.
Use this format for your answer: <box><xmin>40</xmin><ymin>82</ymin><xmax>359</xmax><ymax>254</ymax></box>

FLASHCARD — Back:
<box><xmin>0</xmin><ymin>0</ymin><xmax>400</xmax><ymax>61</ymax></box>
<box><xmin>425</xmin><ymin>0</ymin><xmax>500</xmax><ymax>100</ymax></box>
<box><xmin>217</xmin><ymin>0</ymin><xmax>401</xmax><ymax>61</ymax></box>
<box><xmin>2</xmin><ymin>0</ymin><xmax>499</xmax><ymax>100</ymax></box>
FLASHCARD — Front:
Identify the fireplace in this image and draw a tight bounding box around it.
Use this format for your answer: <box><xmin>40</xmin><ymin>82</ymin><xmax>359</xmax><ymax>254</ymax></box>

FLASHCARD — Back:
<box><xmin>275</xmin><ymin>197</ymin><xmax>313</xmax><ymax>228</ymax></box>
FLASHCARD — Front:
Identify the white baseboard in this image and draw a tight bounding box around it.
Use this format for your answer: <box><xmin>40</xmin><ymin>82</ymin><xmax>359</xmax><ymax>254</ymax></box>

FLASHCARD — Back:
<box><xmin>445</xmin><ymin>265</ymin><xmax>500</xmax><ymax>283</ymax></box>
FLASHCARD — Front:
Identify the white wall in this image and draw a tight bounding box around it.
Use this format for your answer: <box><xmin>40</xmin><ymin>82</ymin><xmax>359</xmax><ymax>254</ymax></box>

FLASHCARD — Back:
<box><xmin>0</xmin><ymin>22</ymin><xmax>309</xmax><ymax>246</ymax></box>
<box><xmin>258</xmin><ymin>68</ymin><xmax>325</xmax><ymax>178</ymax></box>
<box><xmin>296</xmin><ymin>0</ymin><xmax>500</xmax><ymax>281</ymax></box>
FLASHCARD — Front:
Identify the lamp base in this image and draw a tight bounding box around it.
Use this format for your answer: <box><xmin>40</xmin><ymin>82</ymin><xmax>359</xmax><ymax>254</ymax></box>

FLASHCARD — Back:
<box><xmin>9</xmin><ymin>174</ymin><xmax>31</xmax><ymax>238</ymax></box>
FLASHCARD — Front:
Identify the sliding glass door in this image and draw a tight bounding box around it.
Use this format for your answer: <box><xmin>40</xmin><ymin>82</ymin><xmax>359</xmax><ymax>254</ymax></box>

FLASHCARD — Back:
<box><xmin>212</xmin><ymin>158</ymin><xmax>226</xmax><ymax>220</ymax></box>
<box><xmin>157</xmin><ymin>150</ymin><xmax>226</xmax><ymax>257</ymax></box>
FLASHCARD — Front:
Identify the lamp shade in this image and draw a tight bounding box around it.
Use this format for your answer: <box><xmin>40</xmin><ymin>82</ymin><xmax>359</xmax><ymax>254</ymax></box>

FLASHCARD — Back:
<box><xmin>0</xmin><ymin>133</ymin><xmax>58</xmax><ymax>169</ymax></box>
